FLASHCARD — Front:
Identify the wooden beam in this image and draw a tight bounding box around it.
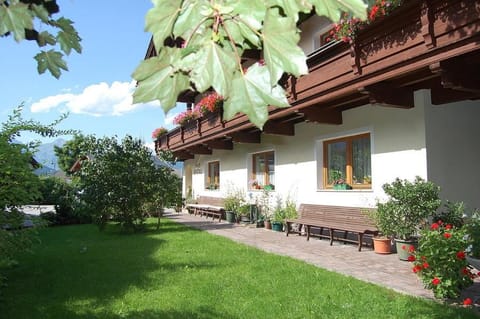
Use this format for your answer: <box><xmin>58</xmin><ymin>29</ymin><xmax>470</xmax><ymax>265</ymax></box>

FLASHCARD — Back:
<box><xmin>186</xmin><ymin>144</ymin><xmax>212</xmax><ymax>155</ymax></box>
<box><xmin>300</xmin><ymin>108</ymin><xmax>343</xmax><ymax>125</ymax></box>
<box><xmin>228</xmin><ymin>131</ymin><xmax>261</xmax><ymax>144</ymax></box>
<box><xmin>358</xmin><ymin>83</ymin><xmax>414</xmax><ymax>108</ymax></box>
<box><xmin>173</xmin><ymin>150</ymin><xmax>194</xmax><ymax>161</ymax></box>
<box><xmin>204</xmin><ymin>139</ymin><xmax>233</xmax><ymax>150</ymax></box>
<box><xmin>263</xmin><ymin>120</ymin><xmax>295</xmax><ymax>136</ymax></box>
<box><xmin>430</xmin><ymin>60</ymin><xmax>480</xmax><ymax>94</ymax></box>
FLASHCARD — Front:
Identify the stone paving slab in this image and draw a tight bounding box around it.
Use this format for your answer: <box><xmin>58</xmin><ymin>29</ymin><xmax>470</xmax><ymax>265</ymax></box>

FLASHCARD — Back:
<box><xmin>165</xmin><ymin>212</ymin><xmax>480</xmax><ymax>307</ymax></box>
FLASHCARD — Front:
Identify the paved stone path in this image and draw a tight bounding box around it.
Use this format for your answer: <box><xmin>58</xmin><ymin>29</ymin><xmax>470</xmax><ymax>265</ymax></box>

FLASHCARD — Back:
<box><xmin>165</xmin><ymin>211</ymin><xmax>480</xmax><ymax>307</ymax></box>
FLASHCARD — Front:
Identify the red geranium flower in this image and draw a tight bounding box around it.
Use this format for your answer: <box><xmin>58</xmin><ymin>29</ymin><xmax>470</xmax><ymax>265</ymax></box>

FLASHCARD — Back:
<box><xmin>464</xmin><ymin>298</ymin><xmax>473</xmax><ymax>306</ymax></box>
<box><xmin>422</xmin><ymin>262</ymin><xmax>429</xmax><ymax>269</ymax></box>
<box><xmin>407</xmin><ymin>255</ymin><xmax>416</xmax><ymax>262</ymax></box>
<box><xmin>431</xmin><ymin>223</ymin><xmax>440</xmax><ymax>230</ymax></box>
<box><xmin>432</xmin><ymin>277</ymin><xmax>441</xmax><ymax>286</ymax></box>
<box><xmin>445</xmin><ymin>224</ymin><xmax>452</xmax><ymax>230</ymax></box>
<box><xmin>408</xmin><ymin>245</ymin><xmax>415</xmax><ymax>253</ymax></box>
<box><xmin>457</xmin><ymin>251</ymin><xmax>466</xmax><ymax>260</ymax></box>
<box><xmin>412</xmin><ymin>265</ymin><xmax>422</xmax><ymax>273</ymax></box>
<box><xmin>443</xmin><ymin>233</ymin><xmax>452</xmax><ymax>239</ymax></box>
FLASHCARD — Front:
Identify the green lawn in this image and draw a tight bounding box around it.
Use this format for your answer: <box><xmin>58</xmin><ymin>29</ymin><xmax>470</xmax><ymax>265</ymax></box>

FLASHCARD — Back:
<box><xmin>1</xmin><ymin>218</ymin><xmax>478</xmax><ymax>319</ymax></box>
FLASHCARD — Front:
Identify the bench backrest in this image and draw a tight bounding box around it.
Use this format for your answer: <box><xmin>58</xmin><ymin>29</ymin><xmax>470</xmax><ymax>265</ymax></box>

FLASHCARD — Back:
<box><xmin>196</xmin><ymin>196</ymin><xmax>225</xmax><ymax>207</ymax></box>
<box><xmin>298</xmin><ymin>204</ymin><xmax>377</xmax><ymax>231</ymax></box>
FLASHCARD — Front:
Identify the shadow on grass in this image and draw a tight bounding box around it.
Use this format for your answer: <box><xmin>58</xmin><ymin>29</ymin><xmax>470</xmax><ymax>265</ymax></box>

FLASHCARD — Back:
<box><xmin>45</xmin><ymin>306</ymin><xmax>240</xmax><ymax>319</ymax></box>
<box><xmin>0</xmin><ymin>222</ymin><xmax>220</xmax><ymax>319</ymax></box>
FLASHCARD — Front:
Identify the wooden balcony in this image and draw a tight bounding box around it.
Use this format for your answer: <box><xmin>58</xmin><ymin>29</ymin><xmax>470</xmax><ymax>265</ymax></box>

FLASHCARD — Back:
<box><xmin>156</xmin><ymin>0</ymin><xmax>480</xmax><ymax>160</ymax></box>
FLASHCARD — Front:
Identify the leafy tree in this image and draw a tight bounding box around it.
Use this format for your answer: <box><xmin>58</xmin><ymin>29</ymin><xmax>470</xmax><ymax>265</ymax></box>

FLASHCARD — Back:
<box><xmin>0</xmin><ymin>104</ymin><xmax>74</xmax><ymax>294</ymax></box>
<box><xmin>75</xmin><ymin>135</ymin><xmax>181</xmax><ymax>231</ymax></box>
<box><xmin>0</xmin><ymin>0</ymin><xmax>82</xmax><ymax>78</ymax></box>
<box><xmin>132</xmin><ymin>0</ymin><xmax>367</xmax><ymax>128</ymax></box>
<box><xmin>36</xmin><ymin>176</ymin><xmax>92</xmax><ymax>225</ymax></box>
<box><xmin>54</xmin><ymin>133</ymin><xmax>88</xmax><ymax>174</ymax></box>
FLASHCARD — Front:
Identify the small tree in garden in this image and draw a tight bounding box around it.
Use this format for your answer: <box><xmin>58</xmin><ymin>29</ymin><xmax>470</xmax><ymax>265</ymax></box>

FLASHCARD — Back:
<box><xmin>75</xmin><ymin>135</ymin><xmax>179</xmax><ymax>232</ymax></box>
<box><xmin>0</xmin><ymin>104</ymin><xmax>74</xmax><ymax>295</ymax></box>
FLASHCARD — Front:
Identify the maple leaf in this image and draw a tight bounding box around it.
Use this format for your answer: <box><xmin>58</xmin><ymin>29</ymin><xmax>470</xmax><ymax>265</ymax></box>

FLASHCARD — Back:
<box><xmin>132</xmin><ymin>48</ymin><xmax>190</xmax><ymax>113</ymax></box>
<box><xmin>223</xmin><ymin>62</ymin><xmax>289</xmax><ymax>129</ymax></box>
<box><xmin>34</xmin><ymin>50</ymin><xmax>68</xmax><ymax>79</ymax></box>
<box><xmin>0</xmin><ymin>2</ymin><xmax>32</xmax><ymax>41</ymax></box>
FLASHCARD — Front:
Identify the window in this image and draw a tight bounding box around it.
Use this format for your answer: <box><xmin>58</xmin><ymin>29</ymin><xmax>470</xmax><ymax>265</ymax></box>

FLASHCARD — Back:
<box><xmin>206</xmin><ymin>161</ymin><xmax>219</xmax><ymax>190</ymax></box>
<box><xmin>251</xmin><ymin>151</ymin><xmax>275</xmax><ymax>190</ymax></box>
<box><xmin>323</xmin><ymin>133</ymin><xmax>371</xmax><ymax>189</ymax></box>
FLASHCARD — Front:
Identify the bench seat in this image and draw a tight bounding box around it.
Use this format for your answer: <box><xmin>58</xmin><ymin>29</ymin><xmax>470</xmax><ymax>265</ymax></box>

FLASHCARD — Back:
<box><xmin>285</xmin><ymin>204</ymin><xmax>378</xmax><ymax>251</ymax></box>
<box><xmin>185</xmin><ymin>196</ymin><xmax>225</xmax><ymax>222</ymax></box>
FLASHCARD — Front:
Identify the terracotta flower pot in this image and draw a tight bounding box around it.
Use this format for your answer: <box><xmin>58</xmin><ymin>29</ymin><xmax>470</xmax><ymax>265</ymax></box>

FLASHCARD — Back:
<box><xmin>373</xmin><ymin>237</ymin><xmax>392</xmax><ymax>254</ymax></box>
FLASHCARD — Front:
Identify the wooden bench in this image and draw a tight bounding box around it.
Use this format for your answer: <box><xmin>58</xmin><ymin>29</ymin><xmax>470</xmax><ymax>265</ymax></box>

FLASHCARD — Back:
<box><xmin>185</xmin><ymin>196</ymin><xmax>225</xmax><ymax>222</ymax></box>
<box><xmin>285</xmin><ymin>204</ymin><xmax>378</xmax><ymax>251</ymax></box>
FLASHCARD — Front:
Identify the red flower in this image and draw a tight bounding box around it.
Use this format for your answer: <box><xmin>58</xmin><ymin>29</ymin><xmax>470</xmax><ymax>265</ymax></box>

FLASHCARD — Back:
<box><xmin>464</xmin><ymin>298</ymin><xmax>473</xmax><ymax>306</ymax></box>
<box><xmin>412</xmin><ymin>265</ymin><xmax>422</xmax><ymax>273</ymax></box>
<box><xmin>445</xmin><ymin>224</ymin><xmax>452</xmax><ymax>230</ymax></box>
<box><xmin>431</xmin><ymin>223</ymin><xmax>440</xmax><ymax>230</ymax></box>
<box><xmin>422</xmin><ymin>262</ymin><xmax>429</xmax><ymax>269</ymax></box>
<box><xmin>401</xmin><ymin>245</ymin><xmax>407</xmax><ymax>251</ymax></box>
<box><xmin>457</xmin><ymin>251</ymin><xmax>466</xmax><ymax>260</ymax></box>
<box><xmin>408</xmin><ymin>245</ymin><xmax>415</xmax><ymax>253</ymax></box>
<box><xmin>431</xmin><ymin>277</ymin><xmax>441</xmax><ymax>286</ymax></box>
<box><xmin>462</xmin><ymin>267</ymin><xmax>470</xmax><ymax>275</ymax></box>
<box><xmin>407</xmin><ymin>255</ymin><xmax>416</xmax><ymax>262</ymax></box>
<box><xmin>443</xmin><ymin>233</ymin><xmax>452</xmax><ymax>239</ymax></box>
<box><xmin>369</xmin><ymin>5</ymin><xmax>379</xmax><ymax>20</ymax></box>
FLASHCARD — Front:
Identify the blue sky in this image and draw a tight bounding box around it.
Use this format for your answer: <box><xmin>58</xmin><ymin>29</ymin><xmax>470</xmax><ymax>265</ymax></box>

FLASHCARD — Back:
<box><xmin>0</xmin><ymin>0</ymin><xmax>185</xmax><ymax>149</ymax></box>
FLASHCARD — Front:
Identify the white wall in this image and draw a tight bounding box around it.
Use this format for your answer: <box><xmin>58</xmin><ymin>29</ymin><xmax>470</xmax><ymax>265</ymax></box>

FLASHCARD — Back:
<box><xmin>187</xmin><ymin>90</ymin><xmax>431</xmax><ymax>209</ymax></box>
<box><xmin>424</xmin><ymin>92</ymin><xmax>480</xmax><ymax>210</ymax></box>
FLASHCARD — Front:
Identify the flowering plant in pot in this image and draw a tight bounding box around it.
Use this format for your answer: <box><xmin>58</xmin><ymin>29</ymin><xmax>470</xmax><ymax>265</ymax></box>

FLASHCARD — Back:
<box><xmin>327</xmin><ymin>0</ymin><xmax>403</xmax><ymax>43</ymax></box>
<box><xmin>151</xmin><ymin>127</ymin><xmax>167</xmax><ymax>140</ymax></box>
<box><xmin>194</xmin><ymin>91</ymin><xmax>223</xmax><ymax>116</ymax></box>
<box><xmin>173</xmin><ymin>109</ymin><xmax>200</xmax><ymax>126</ymax></box>
<box><xmin>464</xmin><ymin>209</ymin><xmax>480</xmax><ymax>269</ymax></box>
<box><xmin>410</xmin><ymin>220</ymin><xmax>475</xmax><ymax>300</ymax></box>
<box><xmin>375</xmin><ymin>176</ymin><xmax>441</xmax><ymax>260</ymax></box>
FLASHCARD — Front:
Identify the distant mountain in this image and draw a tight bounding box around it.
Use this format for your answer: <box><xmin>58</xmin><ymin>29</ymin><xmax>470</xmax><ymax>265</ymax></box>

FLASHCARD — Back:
<box><xmin>33</xmin><ymin>138</ymin><xmax>66</xmax><ymax>175</ymax></box>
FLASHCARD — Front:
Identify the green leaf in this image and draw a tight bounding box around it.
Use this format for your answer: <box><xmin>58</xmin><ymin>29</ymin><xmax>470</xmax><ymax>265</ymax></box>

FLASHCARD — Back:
<box><xmin>146</xmin><ymin>0</ymin><xmax>182</xmax><ymax>49</ymax></box>
<box><xmin>37</xmin><ymin>31</ymin><xmax>56</xmax><ymax>47</ymax></box>
<box><xmin>0</xmin><ymin>2</ymin><xmax>32</xmax><ymax>41</ymax></box>
<box><xmin>55</xmin><ymin>17</ymin><xmax>82</xmax><ymax>55</ymax></box>
<box><xmin>230</xmin><ymin>1</ymin><xmax>266</xmax><ymax>31</ymax></box>
<box><xmin>173</xmin><ymin>0</ymin><xmax>208</xmax><ymax>40</ymax></box>
<box><xmin>310</xmin><ymin>0</ymin><xmax>367</xmax><ymax>21</ymax></box>
<box><xmin>266</xmin><ymin>0</ymin><xmax>313</xmax><ymax>21</ymax></box>
<box><xmin>132</xmin><ymin>48</ymin><xmax>190</xmax><ymax>112</ymax></box>
<box><xmin>32</xmin><ymin>3</ymin><xmax>50</xmax><ymax>23</ymax></box>
<box><xmin>223</xmin><ymin>62</ymin><xmax>289</xmax><ymax>128</ymax></box>
<box><xmin>262</xmin><ymin>8</ymin><xmax>308</xmax><ymax>85</ymax></box>
<box><xmin>34</xmin><ymin>50</ymin><xmax>68</xmax><ymax>79</ymax></box>
<box><xmin>189</xmin><ymin>41</ymin><xmax>236</xmax><ymax>96</ymax></box>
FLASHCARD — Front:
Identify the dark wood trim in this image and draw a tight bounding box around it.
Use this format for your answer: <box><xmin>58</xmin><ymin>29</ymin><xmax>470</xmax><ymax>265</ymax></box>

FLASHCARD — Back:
<box><xmin>263</xmin><ymin>120</ymin><xmax>295</xmax><ymax>136</ymax></box>
<box><xmin>204</xmin><ymin>139</ymin><xmax>233</xmax><ymax>150</ymax></box>
<box><xmin>186</xmin><ymin>144</ymin><xmax>212</xmax><ymax>155</ymax></box>
<box><xmin>300</xmin><ymin>108</ymin><xmax>343</xmax><ymax>124</ymax></box>
<box><xmin>228</xmin><ymin>131</ymin><xmax>261</xmax><ymax>144</ymax></box>
<box><xmin>358</xmin><ymin>83</ymin><xmax>415</xmax><ymax>109</ymax></box>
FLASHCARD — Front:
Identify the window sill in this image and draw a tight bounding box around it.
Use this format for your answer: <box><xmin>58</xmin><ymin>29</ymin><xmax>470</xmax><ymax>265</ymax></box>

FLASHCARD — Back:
<box><xmin>318</xmin><ymin>188</ymin><xmax>373</xmax><ymax>193</ymax></box>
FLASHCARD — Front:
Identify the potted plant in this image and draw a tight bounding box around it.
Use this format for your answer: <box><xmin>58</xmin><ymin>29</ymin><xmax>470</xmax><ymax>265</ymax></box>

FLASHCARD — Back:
<box><xmin>223</xmin><ymin>187</ymin><xmax>245</xmax><ymax>223</ymax></box>
<box><xmin>330</xmin><ymin>170</ymin><xmax>352</xmax><ymax>190</ymax></box>
<box><xmin>367</xmin><ymin>208</ymin><xmax>394</xmax><ymax>254</ymax></box>
<box><xmin>237</xmin><ymin>204</ymin><xmax>251</xmax><ymax>223</ymax></box>
<box><xmin>375</xmin><ymin>176</ymin><xmax>441</xmax><ymax>260</ymax></box>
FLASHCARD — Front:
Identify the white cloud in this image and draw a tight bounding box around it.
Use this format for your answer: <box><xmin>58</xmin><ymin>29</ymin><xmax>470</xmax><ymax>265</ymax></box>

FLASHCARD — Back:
<box><xmin>30</xmin><ymin>81</ymin><xmax>159</xmax><ymax>116</ymax></box>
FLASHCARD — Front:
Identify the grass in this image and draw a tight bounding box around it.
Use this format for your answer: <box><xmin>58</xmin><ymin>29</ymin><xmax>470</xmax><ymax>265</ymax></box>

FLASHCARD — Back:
<box><xmin>1</xmin><ymin>218</ymin><xmax>478</xmax><ymax>319</ymax></box>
